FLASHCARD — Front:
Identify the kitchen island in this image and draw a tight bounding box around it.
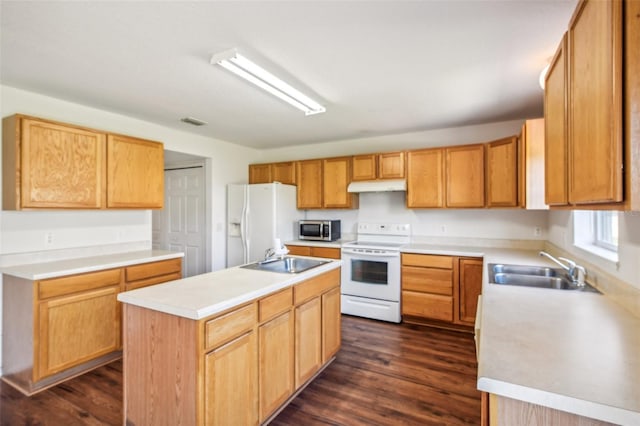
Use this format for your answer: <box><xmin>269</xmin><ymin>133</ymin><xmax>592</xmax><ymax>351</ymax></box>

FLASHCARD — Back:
<box><xmin>118</xmin><ymin>257</ymin><xmax>341</xmax><ymax>425</ymax></box>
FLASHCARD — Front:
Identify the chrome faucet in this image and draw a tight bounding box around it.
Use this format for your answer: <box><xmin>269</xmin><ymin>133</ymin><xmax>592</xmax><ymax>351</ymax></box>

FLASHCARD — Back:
<box><xmin>539</xmin><ymin>251</ymin><xmax>586</xmax><ymax>286</ymax></box>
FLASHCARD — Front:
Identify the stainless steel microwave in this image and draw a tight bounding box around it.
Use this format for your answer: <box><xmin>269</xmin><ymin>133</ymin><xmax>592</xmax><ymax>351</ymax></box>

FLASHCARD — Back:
<box><xmin>299</xmin><ymin>220</ymin><xmax>341</xmax><ymax>241</ymax></box>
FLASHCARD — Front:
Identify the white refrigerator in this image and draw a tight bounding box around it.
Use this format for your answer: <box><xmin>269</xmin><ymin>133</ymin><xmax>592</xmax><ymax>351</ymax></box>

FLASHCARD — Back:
<box><xmin>227</xmin><ymin>183</ymin><xmax>303</xmax><ymax>267</ymax></box>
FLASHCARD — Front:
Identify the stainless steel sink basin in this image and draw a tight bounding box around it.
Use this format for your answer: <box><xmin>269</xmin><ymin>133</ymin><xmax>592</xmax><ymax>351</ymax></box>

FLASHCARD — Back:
<box><xmin>488</xmin><ymin>263</ymin><xmax>600</xmax><ymax>293</ymax></box>
<box><xmin>241</xmin><ymin>256</ymin><xmax>330</xmax><ymax>274</ymax></box>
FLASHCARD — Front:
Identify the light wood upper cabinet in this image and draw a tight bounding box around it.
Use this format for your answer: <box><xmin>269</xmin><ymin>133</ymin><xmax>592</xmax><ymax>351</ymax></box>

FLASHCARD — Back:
<box><xmin>296</xmin><ymin>159</ymin><xmax>323</xmax><ymax>209</ymax></box>
<box><xmin>2</xmin><ymin>114</ymin><xmax>165</xmax><ymax>210</ymax></box>
<box><xmin>446</xmin><ymin>144</ymin><xmax>485</xmax><ymax>208</ymax></box>
<box><xmin>249</xmin><ymin>162</ymin><xmax>296</xmax><ymax>185</ymax></box>
<box><xmin>249</xmin><ymin>164</ymin><xmax>272</xmax><ymax>184</ymax></box>
<box><xmin>106</xmin><ymin>134</ymin><xmax>164</xmax><ymax>209</ymax></box>
<box><xmin>3</xmin><ymin>115</ymin><xmax>106</xmax><ymax>209</ymax></box>
<box><xmin>486</xmin><ymin>136</ymin><xmax>519</xmax><ymax>207</ymax></box>
<box><xmin>568</xmin><ymin>0</ymin><xmax>623</xmax><ymax>204</ymax></box>
<box><xmin>352</xmin><ymin>151</ymin><xmax>405</xmax><ymax>181</ymax></box>
<box><xmin>406</xmin><ymin>148</ymin><xmax>445</xmax><ymax>208</ymax></box>
<box><xmin>323</xmin><ymin>156</ymin><xmax>358</xmax><ymax>209</ymax></box>
<box><xmin>545</xmin><ymin>34</ymin><xmax>569</xmax><ymax>206</ymax></box>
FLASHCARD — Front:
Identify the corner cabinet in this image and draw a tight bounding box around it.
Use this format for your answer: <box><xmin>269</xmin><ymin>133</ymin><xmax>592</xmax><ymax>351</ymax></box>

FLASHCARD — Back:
<box><xmin>2</xmin><ymin>114</ymin><xmax>165</xmax><ymax>210</ymax></box>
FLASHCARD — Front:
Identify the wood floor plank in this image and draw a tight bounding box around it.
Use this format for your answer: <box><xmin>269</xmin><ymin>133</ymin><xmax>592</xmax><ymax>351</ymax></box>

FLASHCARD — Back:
<box><xmin>0</xmin><ymin>315</ymin><xmax>480</xmax><ymax>426</ymax></box>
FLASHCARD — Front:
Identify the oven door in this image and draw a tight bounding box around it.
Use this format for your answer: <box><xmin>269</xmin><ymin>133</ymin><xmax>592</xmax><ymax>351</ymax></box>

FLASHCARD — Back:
<box><xmin>341</xmin><ymin>248</ymin><xmax>400</xmax><ymax>302</ymax></box>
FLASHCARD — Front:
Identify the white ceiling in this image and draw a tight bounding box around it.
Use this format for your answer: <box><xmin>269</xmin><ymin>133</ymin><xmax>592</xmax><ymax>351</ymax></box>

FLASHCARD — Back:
<box><xmin>1</xmin><ymin>1</ymin><xmax>577</xmax><ymax>149</ymax></box>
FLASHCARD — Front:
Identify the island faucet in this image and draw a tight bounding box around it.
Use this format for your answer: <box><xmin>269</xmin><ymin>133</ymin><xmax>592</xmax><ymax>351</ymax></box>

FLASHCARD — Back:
<box><xmin>539</xmin><ymin>251</ymin><xmax>586</xmax><ymax>286</ymax></box>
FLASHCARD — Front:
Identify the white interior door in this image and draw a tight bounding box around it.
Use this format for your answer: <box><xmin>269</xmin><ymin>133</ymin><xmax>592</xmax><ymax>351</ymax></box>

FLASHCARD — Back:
<box><xmin>155</xmin><ymin>166</ymin><xmax>207</xmax><ymax>278</ymax></box>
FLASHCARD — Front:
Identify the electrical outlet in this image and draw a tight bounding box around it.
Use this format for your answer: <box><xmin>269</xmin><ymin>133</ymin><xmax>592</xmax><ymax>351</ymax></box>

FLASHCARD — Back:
<box><xmin>45</xmin><ymin>232</ymin><xmax>54</xmax><ymax>245</ymax></box>
<box><xmin>534</xmin><ymin>226</ymin><xmax>542</xmax><ymax>237</ymax></box>
<box><xmin>440</xmin><ymin>225</ymin><xmax>447</xmax><ymax>234</ymax></box>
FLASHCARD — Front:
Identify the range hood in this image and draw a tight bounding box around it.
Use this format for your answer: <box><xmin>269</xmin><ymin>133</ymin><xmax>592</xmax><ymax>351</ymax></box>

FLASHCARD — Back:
<box><xmin>347</xmin><ymin>179</ymin><xmax>407</xmax><ymax>193</ymax></box>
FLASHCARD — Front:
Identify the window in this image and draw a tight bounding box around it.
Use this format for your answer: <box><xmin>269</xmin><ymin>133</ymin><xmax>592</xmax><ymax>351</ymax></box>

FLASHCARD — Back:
<box><xmin>573</xmin><ymin>210</ymin><xmax>618</xmax><ymax>262</ymax></box>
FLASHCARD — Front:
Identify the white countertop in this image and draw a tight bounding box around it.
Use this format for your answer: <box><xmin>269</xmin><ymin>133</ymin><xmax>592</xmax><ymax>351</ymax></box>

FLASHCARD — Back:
<box><xmin>475</xmin><ymin>249</ymin><xmax>640</xmax><ymax>425</ymax></box>
<box><xmin>118</xmin><ymin>258</ymin><xmax>341</xmax><ymax>320</ymax></box>
<box><xmin>0</xmin><ymin>250</ymin><xmax>184</xmax><ymax>280</ymax></box>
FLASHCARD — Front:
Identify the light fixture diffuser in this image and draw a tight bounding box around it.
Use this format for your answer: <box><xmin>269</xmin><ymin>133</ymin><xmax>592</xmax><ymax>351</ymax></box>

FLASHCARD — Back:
<box><xmin>211</xmin><ymin>49</ymin><xmax>325</xmax><ymax>116</ymax></box>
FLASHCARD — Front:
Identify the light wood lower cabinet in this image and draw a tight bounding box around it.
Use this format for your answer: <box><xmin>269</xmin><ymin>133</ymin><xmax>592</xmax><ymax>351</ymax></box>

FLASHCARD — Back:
<box><xmin>401</xmin><ymin>253</ymin><xmax>483</xmax><ymax>328</ymax></box>
<box><xmin>259</xmin><ymin>311</ymin><xmax>294</xmax><ymax>421</ymax></box>
<box><xmin>286</xmin><ymin>245</ymin><xmax>341</xmax><ymax>259</ymax></box>
<box><xmin>122</xmin><ymin>267</ymin><xmax>341</xmax><ymax>425</ymax></box>
<box><xmin>205</xmin><ymin>331</ymin><xmax>258</xmax><ymax>426</ymax></box>
<box><xmin>1</xmin><ymin>257</ymin><xmax>182</xmax><ymax>395</ymax></box>
<box><xmin>37</xmin><ymin>286</ymin><xmax>121</xmax><ymax>381</ymax></box>
<box><xmin>295</xmin><ymin>297</ymin><xmax>322</xmax><ymax>388</ymax></box>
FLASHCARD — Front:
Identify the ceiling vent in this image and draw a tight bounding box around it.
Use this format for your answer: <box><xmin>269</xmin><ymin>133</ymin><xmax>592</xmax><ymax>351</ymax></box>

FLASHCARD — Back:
<box><xmin>180</xmin><ymin>116</ymin><xmax>207</xmax><ymax>126</ymax></box>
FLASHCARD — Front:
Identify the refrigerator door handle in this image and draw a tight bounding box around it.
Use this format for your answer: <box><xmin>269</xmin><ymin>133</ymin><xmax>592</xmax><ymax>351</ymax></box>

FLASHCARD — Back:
<box><xmin>241</xmin><ymin>187</ymin><xmax>249</xmax><ymax>264</ymax></box>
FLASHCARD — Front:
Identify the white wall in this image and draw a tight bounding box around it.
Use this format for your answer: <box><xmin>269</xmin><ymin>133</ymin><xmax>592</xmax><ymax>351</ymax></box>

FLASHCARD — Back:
<box><xmin>304</xmin><ymin>192</ymin><xmax>548</xmax><ymax>241</ymax></box>
<box><xmin>548</xmin><ymin>210</ymin><xmax>640</xmax><ymax>291</ymax></box>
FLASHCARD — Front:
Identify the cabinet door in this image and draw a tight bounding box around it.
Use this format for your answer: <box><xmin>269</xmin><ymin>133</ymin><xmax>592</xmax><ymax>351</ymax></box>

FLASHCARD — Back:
<box><xmin>310</xmin><ymin>247</ymin><xmax>341</xmax><ymax>260</ymax></box>
<box><xmin>352</xmin><ymin>154</ymin><xmax>377</xmax><ymax>181</ymax></box>
<box><xmin>37</xmin><ymin>286</ymin><xmax>120</xmax><ymax>381</ymax></box>
<box><xmin>406</xmin><ymin>148</ymin><xmax>444</xmax><ymax>208</ymax></box>
<box><xmin>568</xmin><ymin>0</ymin><xmax>623</xmax><ymax>204</ymax></box>
<box><xmin>486</xmin><ymin>137</ymin><xmax>518</xmax><ymax>207</ymax></box>
<box><xmin>249</xmin><ymin>164</ymin><xmax>272</xmax><ymax>184</ymax></box>
<box><xmin>545</xmin><ymin>34</ymin><xmax>569</xmax><ymax>206</ymax></box>
<box><xmin>294</xmin><ymin>297</ymin><xmax>322</xmax><ymax>388</ymax></box>
<box><xmin>321</xmin><ymin>287</ymin><xmax>341</xmax><ymax>363</ymax></box>
<box><xmin>323</xmin><ymin>157</ymin><xmax>357</xmax><ymax>209</ymax></box>
<box><xmin>19</xmin><ymin>117</ymin><xmax>105</xmax><ymax>209</ymax></box>
<box><xmin>259</xmin><ymin>311</ymin><xmax>294</xmax><ymax>421</ymax></box>
<box><xmin>458</xmin><ymin>258</ymin><xmax>483</xmax><ymax>325</ymax></box>
<box><xmin>205</xmin><ymin>331</ymin><xmax>258</xmax><ymax>426</ymax></box>
<box><xmin>296</xmin><ymin>160</ymin><xmax>323</xmax><ymax>209</ymax></box>
<box><xmin>378</xmin><ymin>152</ymin><xmax>405</xmax><ymax>179</ymax></box>
<box><xmin>272</xmin><ymin>162</ymin><xmax>296</xmax><ymax>185</ymax></box>
<box><xmin>446</xmin><ymin>144</ymin><xmax>485</xmax><ymax>208</ymax></box>
<box><xmin>107</xmin><ymin>135</ymin><xmax>164</xmax><ymax>208</ymax></box>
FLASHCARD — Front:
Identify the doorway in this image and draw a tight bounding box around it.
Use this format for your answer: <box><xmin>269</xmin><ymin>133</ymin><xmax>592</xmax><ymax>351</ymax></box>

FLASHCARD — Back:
<box><xmin>153</xmin><ymin>151</ymin><xmax>210</xmax><ymax>277</ymax></box>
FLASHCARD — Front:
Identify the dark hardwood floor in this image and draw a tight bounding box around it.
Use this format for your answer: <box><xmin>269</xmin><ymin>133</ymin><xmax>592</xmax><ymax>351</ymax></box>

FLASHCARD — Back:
<box><xmin>0</xmin><ymin>315</ymin><xmax>480</xmax><ymax>426</ymax></box>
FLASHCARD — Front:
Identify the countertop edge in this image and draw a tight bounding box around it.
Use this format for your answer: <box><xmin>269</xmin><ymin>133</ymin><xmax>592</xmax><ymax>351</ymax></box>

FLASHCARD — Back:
<box><xmin>477</xmin><ymin>377</ymin><xmax>640</xmax><ymax>425</ymax></box>
<box><xmin>1</xmin><ymin>250</ymin><xmax>185</xmax><ymax>280</ymax></box>
<box><xmin>118</xmin><ymin>260</ymin><xmax>342</xmax><ymax>320</ymax></box>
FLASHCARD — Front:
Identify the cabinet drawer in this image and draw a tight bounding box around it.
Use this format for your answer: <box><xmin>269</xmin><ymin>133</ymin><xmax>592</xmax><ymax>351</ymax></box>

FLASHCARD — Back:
<box><xmin>402</xmin><ymin>291</ymin><xmax>453</xmax><ymax>322</ymax></box>
<box><xmin>125</xmin><ymin>258</ymin><xmax>182</xmax><ymax>282</ymax></box>
<box><xmin>402</xmin><ymin>266</ymin><xmax>453</xmax><ymax>295</ymax></box>
<box><xmin>294</xmin><ymin>269</ymin><xmax>340</xmax><ymax>305</ymax></box>
<box><xmin>287</xmin><ymin>245</ymin><xmax>312</xmax><ymax>256</ymax></box>
<box><xmin>125</xmin><ymin>272</ymin><xmax>182</xmax><ymax>291</ymax></box>
<box><xmin>402</xmin><ymin>253</ymin><xmax>452</xmax><ymax>269</ymax></box>
<box><xmin>205</xmin><ymin>303</ymin><xmax>257</xmax><ymax>351</ymax></box>
<box><xmin>38</xmin><ymin>268</ymin><xmax>122</xmax><ymax>300</ymax></box>
<box><xmin>259</xmin><ymin>288</ymin><xmax>293</xmax><ymax>323</ymax></box>
<box><xmin>311</xmin><ymin>247</ymin><xmax>340</xmax><ymax>259</ymax></box>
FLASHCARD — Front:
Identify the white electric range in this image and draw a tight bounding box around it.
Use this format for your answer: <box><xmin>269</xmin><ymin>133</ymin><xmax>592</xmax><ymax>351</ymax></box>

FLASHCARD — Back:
<box><xmin>340</xmin><ymin>223</ymin><xmax>410</xmax><ymax>323</ymax></box>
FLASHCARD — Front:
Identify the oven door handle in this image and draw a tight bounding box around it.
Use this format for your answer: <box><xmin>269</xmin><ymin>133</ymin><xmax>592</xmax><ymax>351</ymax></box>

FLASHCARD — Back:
<box><xmin>341</xmin><ymin>248</ymin><xmax>400</xmax><ymax>257</ymax></box>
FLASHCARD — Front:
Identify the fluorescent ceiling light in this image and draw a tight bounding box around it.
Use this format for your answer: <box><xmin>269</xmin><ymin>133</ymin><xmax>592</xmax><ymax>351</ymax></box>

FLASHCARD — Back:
<box><xmin>211</xmin><ymin>49</ymin><xmax>325</xmax><ymax>116</ymax></box>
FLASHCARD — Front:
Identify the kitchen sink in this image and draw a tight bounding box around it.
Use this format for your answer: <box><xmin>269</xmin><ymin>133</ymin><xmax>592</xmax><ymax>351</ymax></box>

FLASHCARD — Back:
<box><xmin>241</xmin><ymin>256</ymin><xmax>330</xmax><ymax>274</ymax></box>
<box><xmin>488</xmin><ymin>263</ymin><xmax>600</xmax><ymax>293</ymax></box>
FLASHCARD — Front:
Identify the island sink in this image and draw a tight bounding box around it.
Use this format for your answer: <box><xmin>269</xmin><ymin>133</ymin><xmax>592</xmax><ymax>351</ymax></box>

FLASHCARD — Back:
<box><xmin>241</xmin><ymin>256</ymin><xmax>330</xmax><ymax>274</ymax></box>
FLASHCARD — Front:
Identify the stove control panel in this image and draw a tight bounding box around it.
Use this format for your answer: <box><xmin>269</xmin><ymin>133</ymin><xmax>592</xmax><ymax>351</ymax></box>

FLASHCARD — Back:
<box><xmin>357</xmin><ymin>223</ymin><xmax>410</xmax><ymax>236</ymax></box>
